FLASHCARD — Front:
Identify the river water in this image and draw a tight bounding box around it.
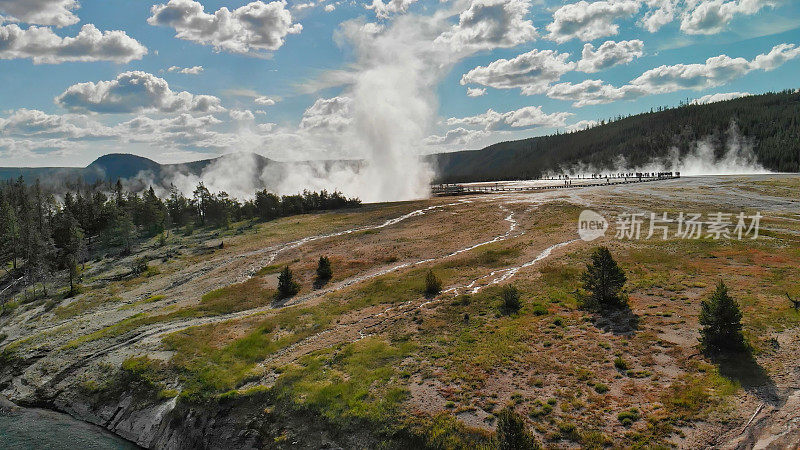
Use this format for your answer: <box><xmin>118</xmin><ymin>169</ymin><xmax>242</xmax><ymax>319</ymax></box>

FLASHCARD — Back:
<box><xmin>0</xmin><ymin>405</ymin><xmax>139</xmax><ymax>449</ymax></box>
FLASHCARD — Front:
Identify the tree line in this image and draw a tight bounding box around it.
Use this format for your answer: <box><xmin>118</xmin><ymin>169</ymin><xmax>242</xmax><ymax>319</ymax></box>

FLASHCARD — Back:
<box><xmin>0</xmin><ymin>177</ymin><xmax>360</xmax><ymax>298</ymax></box>
<box><xmin>432</xmin><ymin>89</ymin><xmax>800</xmax><ymax>183</ymax></box>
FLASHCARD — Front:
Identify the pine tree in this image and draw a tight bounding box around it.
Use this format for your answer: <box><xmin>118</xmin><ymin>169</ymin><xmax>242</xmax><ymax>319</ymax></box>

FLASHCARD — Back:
<box><xmin>315</xmin><ymin>256</ymin><xmax>332</xmax><ymax>284</ymax></box>
<box><xmin>699</xmin><ymin>281</ymin><xmax>746</xmax><ymax>354</ymax></box>
<box><xmin>0</xmin><ymin>198</ymin><xmax>20</xmax><ymax>270</ymax></box>
<box><xmin>276</xmin><ymin>266</ymin><xmax>300</xmax><ymax>300</ymax></box>
<box><xmin>580</xmin><ymin>246</ymin><xmax>627</xmax><ymax>311</ymax></box>
<box><xmin>424</xmin><ymin>270</ymin><xmax>442</xmax><ymax>296</ymax></box>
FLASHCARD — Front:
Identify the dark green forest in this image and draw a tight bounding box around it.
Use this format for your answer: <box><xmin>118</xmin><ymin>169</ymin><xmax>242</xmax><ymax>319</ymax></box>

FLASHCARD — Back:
<box><xmin>0</xmin><ymin>179</ymin><xmax>359</xmax><ymax>300</ymax></box>
<box><xmin>431</xmin><ymin>90</ymin><xmax>800</xmax><ymax>183</ymax></box>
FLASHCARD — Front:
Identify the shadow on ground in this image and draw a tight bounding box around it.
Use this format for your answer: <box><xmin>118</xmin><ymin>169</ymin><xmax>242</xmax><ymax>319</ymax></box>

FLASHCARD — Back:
<box><xmin>714</xmin><ymin>351</ymin><xmax>782</xmax><ymax>406</ymax></box>
<box><xmin>593</xmin><ymin>307</ymin><xmax>640</xmax><ymax>335</ymax></box>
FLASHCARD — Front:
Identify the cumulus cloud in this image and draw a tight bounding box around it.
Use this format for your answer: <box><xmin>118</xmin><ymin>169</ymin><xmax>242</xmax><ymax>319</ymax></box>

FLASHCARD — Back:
<box><xmin>460</xmin><ymin>49</ymin><xmax>575</xmax><ymax>95</ymax></box>
<box><xmin>680</xmin><ymin>0</ymin><xmax>775</xmax><ymax>35</ymax></box>
<box><xmin>640</xmin><ymin>0</ymin><xmax>677</xmax><ymax>32</ymax></box>
<box><xmin>566</xmin><ymin>119</ymin><xmax>599</xmax><ymax>132</ymax></box>
<box><xmin>298</xmin><ymin>96</ymin><xmax>353</xmax><ymax>132</ymax></box>
<box><xmin>55</xmin><ymin>71</ymin><xmax>226</xmax><ymax>114</ymax></box>
<box><xmin>116</xmin><ymin>114</ymin><xmax>232</xmax><ymax>150</ymax></box>
<box><xmin>446</xmin><ymin>105</ymin><xmax>572</xmax><ymax>130</ymax></box>
<box><xmin>546</xmin><ymin>0</ymin><xmax>640</xmax><ymax>43</ymax></box>
<box><xmin>0</xmin><ymin>23</ymin><xmax>148</xmax><ymax>64</ymax></box>
<box><xmin>547</xmin><ymin>43</ymin><xmax>800</xmax><ymax>106</ymax></box>
<box><xmin>466</xmin><ymin>87</ymin><xmax>486</xmax><ymax>97</ymax></box>
<box><xmin>254</xmin><ymin>96</ymin><xmax>277</xmax><ymax>105</ymax></box>
<box><xmin>0</xmin><ymin>0</ymin><xmax>79</xmax><ymax>27</ymax></box>
<box><xmin>691</xmin><ymin>91</ymin><xmax>751</xmax><ymax>104</ymax></box>
<box><xmin>366</xmin><ymin>0</ymin><xmax>417</xmax><ymax>19</ymax></box>
<box><xmin>424</xmin><ymin>127</ymin><xmax>489</xmax><ymax>145</ymax></box>
<box><xmin>0</xmin><ymin>108</ymin><xmax>115</xmax><ymax>139</ymax></box>
<box><xmin>168</xmin><ymin>65</ymin><xmax>203</xmax><ymax>74</ymax></box>
<box><xmin>324</xmin><ymin>4</ymin><xmax>335</xmax><ymax>12</ymax></box>
<box><xmin>148</xmin><ymin>0</ymin><xmax>302</xmax><ymax>56</ymax></box>
<box><xmin>435</xmin><ymin>0</ymin><xmax>537</xmax><ymax>52</ymax></box>
<box><xmin>229</xmin><ymin>109</ymin><xmax>256</xmax><ymax>121</ymax></box>
<box><xmin>576</xmin><ymin>39</ymin><xmax>643</xmax><ymax>73</ymax></box>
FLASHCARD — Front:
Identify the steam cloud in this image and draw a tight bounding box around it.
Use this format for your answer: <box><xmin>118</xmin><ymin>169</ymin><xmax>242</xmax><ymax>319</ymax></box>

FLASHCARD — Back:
<box><xmin>559</xmin><ymin>123</ymin><xmax>769</xmax><ymax>177</ymax></box>
<box><xmin>132</xmin><ymin>4</ymin><xmax>507</xmax><ymax>203</ymax></box>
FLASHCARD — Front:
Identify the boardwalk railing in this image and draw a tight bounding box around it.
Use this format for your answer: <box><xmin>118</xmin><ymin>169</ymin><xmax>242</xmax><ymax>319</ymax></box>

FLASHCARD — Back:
<box><xmin>432</xmin><ymin>174</ymin><xmax>680</xmax><ymax>196</ymax></box>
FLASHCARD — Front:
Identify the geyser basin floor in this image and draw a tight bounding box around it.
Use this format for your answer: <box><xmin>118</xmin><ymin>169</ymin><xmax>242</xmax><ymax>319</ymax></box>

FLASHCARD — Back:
<box><xmin>1</xmin><ymin>174</ymin><xmax>800</xmax><ymax>448</ymax></box>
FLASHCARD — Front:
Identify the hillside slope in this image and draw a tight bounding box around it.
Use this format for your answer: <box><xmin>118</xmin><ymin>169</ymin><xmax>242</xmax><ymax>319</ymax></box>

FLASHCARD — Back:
<box><xmin>430</xmin><ymin>90</ymin><xmax>800</xmax><ymax>183</ymax></box>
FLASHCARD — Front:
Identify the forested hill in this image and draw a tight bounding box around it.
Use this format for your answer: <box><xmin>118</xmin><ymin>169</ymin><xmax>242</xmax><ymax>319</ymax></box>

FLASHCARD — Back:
<box><xmin>430</xmin><ymin>90</ymin><xmax>800</xmax><ymax>183</ymax></box>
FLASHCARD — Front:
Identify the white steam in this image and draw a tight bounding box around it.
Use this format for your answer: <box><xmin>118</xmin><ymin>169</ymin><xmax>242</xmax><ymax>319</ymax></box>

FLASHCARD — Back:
<box><xmin>559</xmin><ymin>122</ymin><xmax>768</xmax><ymax>177</ymax></box>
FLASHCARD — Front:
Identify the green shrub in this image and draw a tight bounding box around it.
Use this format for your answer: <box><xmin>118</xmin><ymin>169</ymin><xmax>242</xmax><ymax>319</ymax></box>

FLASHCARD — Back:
<box><xmin>617</xmin><ymin>408</ymin><xmax>640</xmax><ymax>427</ymax></box>
<box><xmin>614</xmin><ymin>357</ymin><xmax>629</xmax><ymax>370</ymax></box>
<box><xmin>593</xmin><ymin>383</ymin><xmax>609</xmax><ymax>394</ymax></box>
<box><xmin>531</xmin><ymin>303</ymin><xmax>548</xmax><ymax>315</ymax></box>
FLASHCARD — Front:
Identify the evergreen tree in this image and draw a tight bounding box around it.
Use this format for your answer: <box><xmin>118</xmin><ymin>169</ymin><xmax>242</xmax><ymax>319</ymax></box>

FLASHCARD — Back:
<box><xmin>315</xmin><ymin>256</ymin><xmax>332</xmax><ymax>285</ymax></box>
<box><xmin>276</xmin><ymin>266</ymin><xmax>300</xmax><ymax>300</ymax></box>
<box><xmin>424</xmin><ymin>270</ymin><xmax>442</xmax><ymax>296</ymax></box>
<box><xmin>496</xmin><ymin>406</ymin><xmax>539</xmax><ymax>450</ymax></box>
<box><xmin>580</xmin><ymin>247</ymin><xmax>628</xmax><ymax>311</ymax></box>
<box><xmin>499</xmin><ymin>285</ymin><xmax>521</xmax><ymax>315</ymax></box>
<box><xmin>699</xmin><ymin>281</ymin><xmax>746</xmax><ymax>354</ymax></box>
<box><xmin>0</xmin><ymin>198</ymin><xmax>20</xmax><ymax>270</ymax></box>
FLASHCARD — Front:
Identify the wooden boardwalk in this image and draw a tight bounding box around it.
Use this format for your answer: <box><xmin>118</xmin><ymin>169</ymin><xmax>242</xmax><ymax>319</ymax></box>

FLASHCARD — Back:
<box><xmin>432</xmin><ymin>174</ymin><xmax>680</xmax><ymax>196</ymax></box>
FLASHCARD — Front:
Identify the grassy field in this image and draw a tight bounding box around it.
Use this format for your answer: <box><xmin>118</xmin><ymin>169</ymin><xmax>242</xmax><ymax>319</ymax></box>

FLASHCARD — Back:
<box><xmin>2</xmin><ymin>175</ymin><xmax>799</xmax><ymax>448</ymax></box>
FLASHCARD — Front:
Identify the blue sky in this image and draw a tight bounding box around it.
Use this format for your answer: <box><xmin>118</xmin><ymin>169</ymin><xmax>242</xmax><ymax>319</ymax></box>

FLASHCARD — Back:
<box><xmin>0</xmin><ymin>0</ymin><xmax>799</xmax><ymax>167</ymax></box>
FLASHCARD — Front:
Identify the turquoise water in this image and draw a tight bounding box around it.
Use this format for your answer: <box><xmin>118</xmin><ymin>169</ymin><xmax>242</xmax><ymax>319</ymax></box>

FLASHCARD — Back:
<box><xmin>0</xmin><ymin>406</ymin><xmax>139</xmax><ymax>449</ymax></box>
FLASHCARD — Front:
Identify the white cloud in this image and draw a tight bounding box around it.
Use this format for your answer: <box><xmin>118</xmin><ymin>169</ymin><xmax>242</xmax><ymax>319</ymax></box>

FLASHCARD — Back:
<box><xmin>324</xmin><ymin>4</ymin><xmax>335</xmax><ymax>12</ymax></box>
<box><xmin>254</xmin><ymin>96</ymin><xmax>277</xmax><ymax>105</ymax></box>
<box><xmin>690</xmin><ymin>91</ymin><xmax>751</xmax><ymax>104</ymax></box>
<box><xmin>116</xmin><ymin>114</ymin><xmax>232</xmax><ymax>150</ymax></box>
<box><xmin>293</xmin><ymin>2</ymin><xmax>314</xmax><ymax>11</ymax></box>
<box><xmin>168</xmin><ymin>65</ymin><xmax>204</xmax><ymax>74</ymax></box>
<box><xmin>546</xmin><ymin>0</ymin><xmax>640</xmax><ymax>43</ymax></box>
<box><xmin>299</xmin><ymin>96</ymin><xmax>353</xmax><ymax>132</ymax></box>
<box><xmin>547</xmin><ymin>43</ymin><xmax>800</xmax><ymax>106</ymax></box>
<box><xmin>546</xmin><ymin>79</ymin><xmax>644</xmax><ymax>106</ymax></box>
<box><xmin>424</xmin><ymin>127</ymin><xmax>489</xmax><ymax>145</ymax></box>
<box><xmin>466</xmin><ymin>87</ymin><xmax>486</xmax><ymax>97</ymax></box>
<box><xmin>460</xmin><ymin>49</ymin><xmax>575</xmax><ymax>95</ymax></box>
<box><xmin>446</xmin><ymin>105</ymin><xmax>572</xmax><ymax>130</ymax></box>
<box><xmin>55</xmin><ymin>71</ymin><xmax>226</xmax><ymax>114</ymax></box>
<box><xmin>229</xmin><ymin>109</ymin><xmax>256</xmax><ymax>121</ymax></box>
<box><xmin>566</xmin><ymin>119</ymin><xmax>599</xmax><ymax>132</ymax></box>
<box><xmin>366</xmin><ymin>0</ymin><xmax>417</xmax><ymax>18</ymax></box>
<box><xmin>0</xmin><ymin>23</ymin><xmax>148</xmax><ymax>64</ymax></box>
<box><xmin>680</xmin><ymin>0</ymin><xmax>775</xmax><ymax>35</ymax></box>
<box><xmin>0</xmin><ymin>108</ymin><xmax>115</xmax><ymax>139</ymax></box>
<box><xmin>435</xmin><ymin>0</ymin><xmax>537</xmax><ymax>52</ymax></box>
<box><xmin>640</xmin><ymin>0</ymin><xmax>677</xmax><ymax>32</ymax></box>
<box><xmin>148</xmin><ymin>0</ymin><xmax>302</xmax><ymax>56</ymax></box>
<box><xmin>576</xmin><ymin>39</ymin><xmax>643</xmax><ymax>73</ymax></box>
<box><xmin>0</xmin><ymin>0</ymin><xmax>79</xmax><ymax>27</ymax></box>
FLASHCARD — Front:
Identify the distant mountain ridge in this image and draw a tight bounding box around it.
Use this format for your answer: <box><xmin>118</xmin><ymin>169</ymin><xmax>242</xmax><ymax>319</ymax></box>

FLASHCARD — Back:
<box><xmin>429</xmin><ymin>90</ymin><xmax>800</xmax><ymax>182</ymax></box>
<box><xmin>0</xmin><ymin>153</ymin><xmax>280</xmax><ymax>187</ymax></box>
<box><xmin>2</xmin><ymin>90</ymin><xmax>798</xmax><ymax>187</ymax></box>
